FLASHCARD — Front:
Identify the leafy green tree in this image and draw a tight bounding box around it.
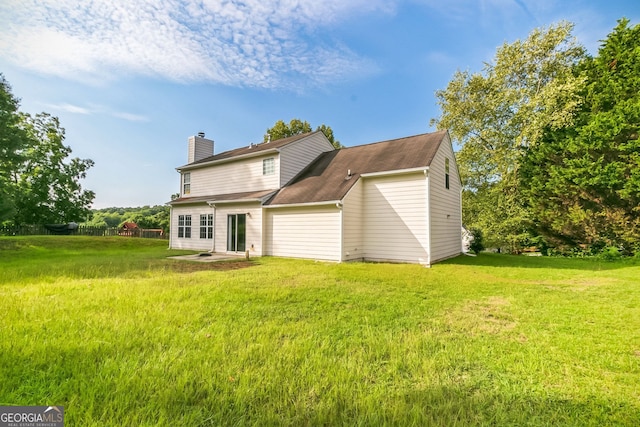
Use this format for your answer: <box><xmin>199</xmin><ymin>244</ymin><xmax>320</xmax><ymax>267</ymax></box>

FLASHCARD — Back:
<box><xmin>431</xmin><ymin>22</ymin><xmax>586</xmax><ymax>251</ymax></box>
<box><xmin>0</xmin><ymin>75</ymin><xmax>25</xmax><ymax>222</ymax></box>
<box><xmin>520</xmin><ymin>19</ymin><xmax>640</xmax><ymax>253</ymax></box>
<box><xmin>13</xmin><ymin>113</ymin><xmax>95</xmax><ymax>224</ymax></box>
<box><xmin>264</xmin><ymin>119</ymin><xmax>342</xmax><ymax>149</ymax></box>
<box><xmin>0</xmin><ymin>75</ymin><xmax>95</xmax><ymax>225</ymax></box>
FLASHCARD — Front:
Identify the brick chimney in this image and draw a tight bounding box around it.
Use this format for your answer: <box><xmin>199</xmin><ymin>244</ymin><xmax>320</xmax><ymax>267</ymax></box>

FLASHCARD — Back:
<box><xmin>188</xmin><ymin>132</ymin><xmax>214</xmax><ymax>163</ymax></box>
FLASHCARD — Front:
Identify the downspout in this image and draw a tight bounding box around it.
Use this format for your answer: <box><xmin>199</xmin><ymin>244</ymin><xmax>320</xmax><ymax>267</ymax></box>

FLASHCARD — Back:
<box><xmin>207</xmin><ymin>202</ymin><xmax>216</xmax><ymax>253</ymax></box>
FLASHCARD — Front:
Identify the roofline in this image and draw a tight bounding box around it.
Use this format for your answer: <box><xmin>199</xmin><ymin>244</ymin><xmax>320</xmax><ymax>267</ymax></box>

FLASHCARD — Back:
<box><xmin>176</xmin><ymin>149</ymin><xmax>280</xmax><ymax>171</ymax></box>
<box><xmin>360</xmin><ymin>166</ymin><xmax>429</xmax><ymax>178</ymax></box>
<box><xmin>176</xmin><ymin>130</ymin><xmax>326</xmax><ymax>172</ymax></box>
<box><xmin>264</xmin><ymin>200</ymin><xmax>343</xmax><ymax>209</ymax></box>
<box><xmin>206</xmin><ymin>198</ymin><xmax>264</xmax><ymax>206</ymax></box>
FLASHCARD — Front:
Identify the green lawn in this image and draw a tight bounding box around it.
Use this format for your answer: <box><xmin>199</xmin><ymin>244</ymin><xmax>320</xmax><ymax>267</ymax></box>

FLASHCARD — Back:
<box><xmin>1</xmin><ymin>236</ymin><xmax>639</xmax><ymax>426</ymax></box>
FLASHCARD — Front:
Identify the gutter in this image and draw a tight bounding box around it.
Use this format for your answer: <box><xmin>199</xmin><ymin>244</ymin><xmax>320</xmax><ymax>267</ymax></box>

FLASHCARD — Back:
<box><xmin>264</xmin><ymin>200</ymin><xmax>343</xmax><ymax>209</ymax></box>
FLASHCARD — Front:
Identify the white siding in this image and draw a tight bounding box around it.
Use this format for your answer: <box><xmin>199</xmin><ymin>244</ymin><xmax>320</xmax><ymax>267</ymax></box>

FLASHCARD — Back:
<box><xmin>362</xmin><ymin>173</ymin><xmax>429</xmax><ymax>264</ymax></box>
<box><xmin>428</xmin><ymin>134</ymin><xmax>462</xmax><ymax>262</ymax></box>
<box><xmin>186</xmin><ymin>154</ymin><xmax>279</xmax><ymax>197</ymax></box>
<box><xmin>170</xmin><ymin>203</ymin><xmax>263</xmax><ymax>254</ymax></box>
<box><xmin>279</xmin><ymin>133</ymin><xmax>335</xmax><ymax>186</ymax></box>
<box><xmin>170</xmin><ymin>205</ymin><xmax>216</xmax><ymax>251</ymax></box>
<box><xmin>264</xmin><ymin>206</ymin><xmax>341</xmax><ymax>261</ymax></box>
<box><xmin>213</xmin><ymin>204</ymin><xmax>263</xmax><ymax>255</ymax></box>
<box><xmin>341</xmin><ymin>179</ymin><xmax>364</xmax><ymax>261</ymax></box>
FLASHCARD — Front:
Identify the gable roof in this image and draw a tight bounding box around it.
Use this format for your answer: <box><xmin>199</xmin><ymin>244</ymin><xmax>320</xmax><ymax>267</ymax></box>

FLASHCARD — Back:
<box><xmin>178</xmin><ymin>131</ymin><xmax>325</xmax><ymax>170</ymax></box>
<box><xmin>266</xmin><ymin>130</ymin><xmax>448</xmax><ymax>206</ymax></box>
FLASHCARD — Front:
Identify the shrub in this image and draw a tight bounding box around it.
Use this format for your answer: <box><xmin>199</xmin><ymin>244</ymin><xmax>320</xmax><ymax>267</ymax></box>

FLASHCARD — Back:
<box><xmin>469</xmin><ymin>229</ymin><xmax>485</xmax><ymax>254</ymax></box>
<box><xmin>599</xmin><ymin>246</ymin><xmax>622</xmax><ymax>261</ymax></box>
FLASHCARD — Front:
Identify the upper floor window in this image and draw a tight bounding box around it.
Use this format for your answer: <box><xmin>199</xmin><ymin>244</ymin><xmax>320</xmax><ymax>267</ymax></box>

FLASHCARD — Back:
<box><xmin>263</xmin><ymin>158</ymin><xmax>275</xmax><ymax>175</ymax></box>
<box><xmin>182</xmin><ymin>172</ymin><xmax>191</xmax><ymax>195</ymax></box>
<box><xmin>445</xmin><ymin>158</ymin><xmax>450</xmax><ymax>190</ymax></box>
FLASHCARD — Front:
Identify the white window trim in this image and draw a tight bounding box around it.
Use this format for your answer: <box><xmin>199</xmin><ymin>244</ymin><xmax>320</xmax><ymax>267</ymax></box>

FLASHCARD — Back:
<box><xmin>263</xmin><ymin>158</ymin><xmax>275</xmax><ymax>175</ymax></box>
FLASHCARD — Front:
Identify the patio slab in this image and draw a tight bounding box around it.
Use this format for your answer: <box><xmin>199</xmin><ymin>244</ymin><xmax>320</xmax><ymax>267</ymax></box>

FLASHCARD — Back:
<box><xmin>168</xmin><ymin>252</ymin><xmax>247</xmax><ymax>263</ymax></box>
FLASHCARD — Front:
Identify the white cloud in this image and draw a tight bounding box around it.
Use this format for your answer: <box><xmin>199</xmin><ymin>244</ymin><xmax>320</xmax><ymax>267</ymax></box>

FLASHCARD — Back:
<box><xmin>45</xmin><ymin>103</ymin><xmax>93</xmax><ymax>115</ymax></box>
<box><xmin>43</xmin><ymin>102</ymin><xmax>150</xmax><ymax>122</ymax></box>
<box><xmin>0</xmin><ymin>0</ymin><xmax>392</xmax><ymax>89</ymax></box>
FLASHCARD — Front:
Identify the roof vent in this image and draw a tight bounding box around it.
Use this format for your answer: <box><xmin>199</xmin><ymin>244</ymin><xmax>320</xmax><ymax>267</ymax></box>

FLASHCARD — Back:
<box><xmin>267</xmin><ymin>133</ymin><xmax>271</xmax><ymax>143</ymax></box>
<box><xmin>345</xmin><ymin>169</ymin><xmax>353</xmax><ymax>180</ymax></box>
<box><xmin>197</xmin><ymin>131</ymin><xmax>205</xmax><ymax>138</ymax></box>
<box><xmin>249</xmin><ymin>142</ymin><xmax>254</xmax><ymax>148</ymax></box>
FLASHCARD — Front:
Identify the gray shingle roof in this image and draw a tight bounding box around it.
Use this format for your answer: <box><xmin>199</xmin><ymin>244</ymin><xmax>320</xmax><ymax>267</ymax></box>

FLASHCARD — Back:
<box><xmin>267</xmin><ymin>130</ymin><xmax>447</xmax><ymax>206</ymax></box>
<box><xmin>181</xmin><ymin>131</ymin><xmax>322</xmax><ymax>168</ymax></box>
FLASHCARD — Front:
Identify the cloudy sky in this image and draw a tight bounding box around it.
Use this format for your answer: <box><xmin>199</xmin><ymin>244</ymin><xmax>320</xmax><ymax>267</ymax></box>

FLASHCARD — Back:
<box><xmin>0</xmin><ymin>0</ymin><xmax>637</xmax><ymax>208</ymax></box>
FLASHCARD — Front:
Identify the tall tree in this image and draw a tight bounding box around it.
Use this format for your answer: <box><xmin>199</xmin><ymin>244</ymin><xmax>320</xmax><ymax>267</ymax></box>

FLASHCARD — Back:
<box><xmin>520</xmin><ymin>19</ymin><xmax>640</xmax><ymax>253</ymax></box>
<box><xmin>431</xmin><ymin>22</ymin><xmax>585</xmax><ymax>251</ymax></box>
<box><xmin>0</xmin><ymin>75</ymin><xmax>95</xmax><ymax>225</ymax></box>
<box><xmin>0</xmin><ymin>75</ymin><xmax>25</xmax><ymax>221</ymax></box>
<box><xmin>264</xmin><ymin>118</ymin><xmax>342</xmax><ymax>149</ymax></box>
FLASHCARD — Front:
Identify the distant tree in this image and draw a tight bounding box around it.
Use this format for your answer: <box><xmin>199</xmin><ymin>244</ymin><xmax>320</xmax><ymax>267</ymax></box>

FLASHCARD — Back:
<box><xmin>520</xmin><ymin>19</ymin><xmax>640</xmax><ymax>253</ymax></box>
<box><xmin>85</xmin><ymin>205</ymin><xmax>170</xmax><ymax>233</ymax></box>
<box><xmin>431</xmin><ymin>22</ymin><xmax>585</xmax><ymax>251</ymax></box>
<box><xmin>264</xmin><ymin>119</ymin><xmax>342</xmax><ymax>149</ymax></box>
<box><xmin>0</xmin><ymin>74</ymin><xmax>95</xmax><ymax>225</ymax></box>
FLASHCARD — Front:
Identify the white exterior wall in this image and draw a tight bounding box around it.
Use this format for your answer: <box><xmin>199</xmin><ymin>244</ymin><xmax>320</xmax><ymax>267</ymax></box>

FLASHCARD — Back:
<box><xmin>428</xmin><ymin>134</ymin><xmax>462</xmax><ymax>262</ymax></box>
<box><xmin>279</xmin><ymin>133</ymin><xmax>334</xmax><ymax>186</ymax></box>
<box><xmin>185</xmin><ymin>154</ymin><xmax>279</xmax><ymax>197</ymax></box>
<box><xmin>264</xmin><ymin>206</ymin><xmax>341</xmax><ymax>261</ymax></box>
<box><xmin>362</xmin><ymin>173</ymin><xmax>429</xmax><ymax>264</ymax></box>
<box><xmin>170</xmin><ymin>203</ymin><xmax>263</xmax><ymax>254</ymax></box>
<box><xmin>212</xmin><ymin>203</ymin><xmax>263</xmax><ymax>255</ymax></box>
<box><xmin>341</xmin><ymin>179</ymin><xmax>364</xmax><ymax>261</ymax></box>
<box><xmin>170</xmin><ymin>204</ymin><xmax>216</xmax><ymax>251</ymax></box>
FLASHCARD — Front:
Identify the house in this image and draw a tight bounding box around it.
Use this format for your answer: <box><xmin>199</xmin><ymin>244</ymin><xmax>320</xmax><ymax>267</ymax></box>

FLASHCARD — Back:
<box><xmin>119</xmin><ymin>222</ymin><xmax>139</xmax><ymax>237</ymax></box>
<box><xmin>168</xmin><ymin>129</ymin><xmax>462</xmax><ymax>265</ymax></box>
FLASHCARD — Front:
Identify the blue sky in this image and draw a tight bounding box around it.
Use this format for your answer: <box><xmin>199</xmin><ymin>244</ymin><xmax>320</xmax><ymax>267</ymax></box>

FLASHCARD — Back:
<box><xmin>0</xmin><ymin>0</ymin><xmax>637</xmax><ymax>208</ymax></box>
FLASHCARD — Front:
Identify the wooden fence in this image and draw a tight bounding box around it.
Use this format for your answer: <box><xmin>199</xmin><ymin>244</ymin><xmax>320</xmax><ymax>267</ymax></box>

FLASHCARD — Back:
<box><xmin>0</xmin><ymin>225</ymin><xmax>168</xmax><ymax>239</ymax></box>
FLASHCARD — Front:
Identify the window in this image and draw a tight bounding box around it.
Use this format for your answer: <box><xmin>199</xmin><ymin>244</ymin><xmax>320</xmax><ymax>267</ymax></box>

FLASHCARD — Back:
<box><xmin>445</xmin><ymin>158</ymin><xmax>450</xmax><ymax>190</ymax></box>
<box><xmin>200</xmin><ymin>214</ymin><xmax>213</xmax><ymax>239</ymax></box>
<box><xmin>263</xmin><ymin>158</ymin><xmax>274</xmax><ymax>175</ymax></box>
<box><xmin>178</xmin><ymin>214</ymin><xmax>191</xmax><ymax>238</ymax></box>
<box><xmin>182</xmin><ymin>172</ymin><xmax>191</xmax><ymax>195</ymax></box>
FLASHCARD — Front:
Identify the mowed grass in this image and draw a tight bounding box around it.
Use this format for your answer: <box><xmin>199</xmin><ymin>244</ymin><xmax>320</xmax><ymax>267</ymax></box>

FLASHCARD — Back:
<box><xmin>1</xmin><ymin>236</ymin><xmax>639</xmax><ymax>426</ymax></box>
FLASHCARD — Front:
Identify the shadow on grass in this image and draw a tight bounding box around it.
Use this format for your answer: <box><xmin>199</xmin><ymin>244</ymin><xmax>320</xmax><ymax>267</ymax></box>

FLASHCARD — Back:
<box><xmin>395</xmin><ymin>386</ymin><xmax>640</xmax><ymax>426</ymax></box>
<box><xmin>440</xmin><ymin>252</ymin><xmax>636</xmax><ymax>271</ymax></box>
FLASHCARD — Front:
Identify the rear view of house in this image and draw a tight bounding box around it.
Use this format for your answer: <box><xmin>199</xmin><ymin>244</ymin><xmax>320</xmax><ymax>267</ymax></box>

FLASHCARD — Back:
<box><xmin>168</xmin><ymin>129</ymin><xmax>462</xmax><ymax>265</ymax></box>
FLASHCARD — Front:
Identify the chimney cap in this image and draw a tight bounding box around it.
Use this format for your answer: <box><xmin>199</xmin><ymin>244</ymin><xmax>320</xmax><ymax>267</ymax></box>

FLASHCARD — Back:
<box><xmin>197</xmin><ymin>131</ymin><xmax>205</xmax><ymax>138</ymax></box>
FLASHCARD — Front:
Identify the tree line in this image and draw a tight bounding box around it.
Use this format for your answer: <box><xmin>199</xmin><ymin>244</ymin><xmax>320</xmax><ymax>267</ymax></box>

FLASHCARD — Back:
<box><xmin>82</xmin><ymin>206</ymin><xmax>170</xmax><ymax>232</ymax></box>
<box><xmin>432</xmin><ymin>18</ymin><xmax>639</xmax><ymax>255</ymax></box>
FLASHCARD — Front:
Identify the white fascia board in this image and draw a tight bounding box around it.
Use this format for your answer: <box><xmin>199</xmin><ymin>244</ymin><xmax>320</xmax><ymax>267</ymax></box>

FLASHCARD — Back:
<box><xmin>176</xmin><ymin>149</ymin><xmax>280</xmax><ymax>172</ymax></box>
<box><xmin>360</xmin><ymin>166</ymin><xmax>429</xmax><ymax>178</ymax></box>
<box><xmin>264</xmin><ymin>200</ymin><xmax>343</xmax><ymax>209</ymax></box>
<box><xmin>207</xmin><ymin>199</ymin><xmax>264</xmax><ymax>206</ymax></box>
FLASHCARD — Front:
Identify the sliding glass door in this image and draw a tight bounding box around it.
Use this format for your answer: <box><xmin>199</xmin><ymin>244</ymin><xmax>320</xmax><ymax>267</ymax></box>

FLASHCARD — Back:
<box><xmin>226</xmin><ymin>214</ymin><xmax>246</xmax><ymax>252</ymax></box>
